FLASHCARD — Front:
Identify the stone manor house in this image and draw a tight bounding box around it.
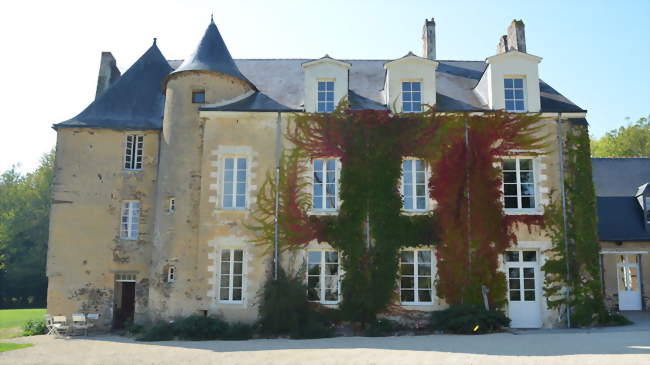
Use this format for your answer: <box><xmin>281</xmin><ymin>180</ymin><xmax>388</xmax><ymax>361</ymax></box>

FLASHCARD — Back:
<box><xmin>47</xmin><ymin>18</ymin><xmax>594</xmax><ymax>329</ymax></box>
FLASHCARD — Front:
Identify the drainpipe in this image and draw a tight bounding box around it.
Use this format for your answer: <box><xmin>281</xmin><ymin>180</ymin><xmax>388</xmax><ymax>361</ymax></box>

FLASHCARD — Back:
<box><xmin>556</xmin><ymin>112</ymin><xmax>572</xmax><ymax>328</ymax></box>
<box><xmin>273</xmin><ymin>112</ymin><xmax>282</xmax><ymax>280</ymax></box>
<box><xmin>464</xmin><ymin>117</ymin><xmax>472</xmax><ymax>304</ymax></box>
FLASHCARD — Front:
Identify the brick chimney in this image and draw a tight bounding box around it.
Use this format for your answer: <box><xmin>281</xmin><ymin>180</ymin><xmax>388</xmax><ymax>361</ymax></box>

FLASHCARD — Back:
<box><xmin>507</xmin><ymin>19</ymin><xmax>526</xmax><ymax>53</ymax></box>
<box><xmin>422</xmin><ymin>18</ymin><xmax>436</xmax><ymax>60</ymax></box>
<box><xmin>95</xmin><ymin>52</ymin><xmax>121</xmax><ymax>99</ymax></box>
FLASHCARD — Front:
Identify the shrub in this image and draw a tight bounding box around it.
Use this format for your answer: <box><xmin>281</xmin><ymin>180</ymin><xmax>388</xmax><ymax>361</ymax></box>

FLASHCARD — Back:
<box><xmin>22</xmin><ymin>319</ymin><xmax>46</xmax><ymax>336</ymax></box>
<box><xmin>174</xmin><ymin>315</ymin><xmax>229</xmax><ymax>341</ymax></box>
<box><xmin>289</xmin><ymin>318</ymin><xmax>334</xmax><ymax>339</ymax></box>
<box><xmin>599</xmin><ymin>311</ymin><xmax>633</xmax><ymax>327</ymax></box>
<box><xmin>257</xmin><ymin>269</ymin><xmax>312</xmax><ymax>335</ymax></box>
<box><xmin>430</xmin><ymin>304</ymin><xmax>510</xmax><ymax>334</ymax></box>
<box><xmin>222</xmin><ymin>322</ymin><xmax>254</xmax><ymax>340</ymax></box>
<box><xmin>125</xmin><ymin>321</ymin><xmax>145</xmax><ymax>336</ymax></box>
<box><xmin>136</xmin><ymin>322</ymin><xmax>175</xmax><ymax>341</ymax></box>
<box><xmin>364</xmin><ymin>318</ymin><xmax>399</xmax><ymax>337</ymax></box>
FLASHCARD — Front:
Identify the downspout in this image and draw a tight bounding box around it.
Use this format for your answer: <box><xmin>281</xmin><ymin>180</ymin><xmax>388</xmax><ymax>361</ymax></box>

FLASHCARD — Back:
<box><xmin>556</xmin><ymin>112</ymin><xmax>572</xmax><ymax>328</ymax></box>
<box><xmin>273</xmin><ymin>112</ymin><xmax>282</xmax><ymax>280</ymax></box>
<box><xmin>464</xmin><ymin>117</ymin><xmax>471</xmax><ymax>303</ymax></box>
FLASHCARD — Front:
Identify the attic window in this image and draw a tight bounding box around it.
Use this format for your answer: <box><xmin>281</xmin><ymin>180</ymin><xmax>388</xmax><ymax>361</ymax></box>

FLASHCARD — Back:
<box><xmin>192</xmin><ymin>90</ymin><xmax>205</xmax><ymax>104</ymax></box>
<box><xmin>504</xmin><ymin>78</ymin><xmax>525</xmax><ymax>112</ymax></box>
<box><xmin>402</xmin><ymin>81</ymin><xmax>422</xmax><ymax>113</ymax></box>
<box><xmin>317</xmin><ymin>81</ymin><xmax>335</xmax><ymax>113</ymax></box>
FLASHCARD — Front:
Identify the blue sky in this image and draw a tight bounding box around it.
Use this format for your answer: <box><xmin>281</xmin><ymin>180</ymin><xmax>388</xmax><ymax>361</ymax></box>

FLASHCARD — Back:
<box><xmin>1</xmin><ymin>0</ymin><xmax>648</xmax><ymax>172</ymax></box>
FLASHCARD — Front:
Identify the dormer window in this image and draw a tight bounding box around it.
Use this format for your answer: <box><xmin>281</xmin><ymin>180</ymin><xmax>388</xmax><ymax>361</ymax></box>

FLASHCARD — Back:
<box><xmin>402</xmin><ymin>81</ymin><xmax>422</xmax><ymax>113</ymax></box>
<box><xmin>504</xmin><ymin>78</ymin><xmax>525</xmax><ymax>112</ymax></box>
<box><xmin>646</xmin><ymin>196</ymin><xmax>650</xmax><ymax>223</ymax></box>
<box><xmin>317</xmin><ymin>81</ymin><xmax>335</xmax><ymax>112</ymax></box>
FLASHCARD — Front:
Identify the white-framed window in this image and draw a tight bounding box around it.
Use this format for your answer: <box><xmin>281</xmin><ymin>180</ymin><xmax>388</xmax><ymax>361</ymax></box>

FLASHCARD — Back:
<box><xmin>312</xmin><ymin>158</ymin><xmax>338</xmax><ymax>211</ymax></box>
<box><xmin>219</xmin><ymin>248</ymin><xmax>244</xmax><ymax>302</ymax></box>
<box><xmin>502</xmin><ymin>157</ymin><xmax>536</xmax><ymax>210</ymax></box>
<box><xmin>115</xmin><ymin>272</ymin><xmax>137</xmax><ymax>282</ymax></box>
<box><xmin>167</xmin><ymin>197</ymin><xmax>175</xmax><ymax>214</ymax></box>
<box><xmin>317</xmin><ymin>80</ymin><xmax>335</xmax><ymax>113</ymax></box>
<box><xmin>504</xmin><ymin>77</ymin><xmax>525</xmax><ymax>112</ymax></box>
<box><xmin>307</xmin><ymin>250</ymin><xmax>340</xmax><ymax>303</ymax></box>
<box><xmin>120</xmin><ymin>201</ymin><xmax>140</xmax><ymax>240</ymax></box>
<box><xmin>399</xmin><ymin>249</ymin><xmax>433</xmax><ymax>304</ymax></box>
<box><xmin>124</xmin><ymin>134</ymin><xmax>144</xmax><ymax>170</ymax></box>
<box><xmin>402</xmin><ymin>158</ymin><xmax>427</xmax><ymax>211</ymax></box>
<box><xmin>402</xmin><ymin>81</ymin><xmax>422</xmax><ymax>113</ymax></box>
<box><xmin>166</xmin><ymin>266</ymin><xmax>176</xmax><ymax>283</ymax></box>
<box><xmin>222</xmin><ymin>157</ymin><xmax>247</xmax><ymax>209</ymax></box>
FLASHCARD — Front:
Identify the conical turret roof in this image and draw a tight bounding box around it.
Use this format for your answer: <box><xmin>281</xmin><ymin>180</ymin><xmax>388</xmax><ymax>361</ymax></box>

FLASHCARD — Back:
<box><xmin>55</xmin><ymin>40</ymin><xmax>173</xmax><ymax>130</ymax></box>
<box><xmin>171</xmin><ymin>18</ymin><xmax>254</xmax><ymax>88</ymax></box>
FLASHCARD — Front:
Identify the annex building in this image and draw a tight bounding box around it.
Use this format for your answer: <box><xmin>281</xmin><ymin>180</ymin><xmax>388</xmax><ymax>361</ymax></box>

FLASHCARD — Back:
<box><xmin>47</xmin><ymin>18</ymin><xmax>592</xmax><ymax>329</ymax></box>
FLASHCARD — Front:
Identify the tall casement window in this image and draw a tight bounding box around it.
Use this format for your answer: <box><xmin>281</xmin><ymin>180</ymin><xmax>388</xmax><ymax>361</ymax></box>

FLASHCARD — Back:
<box><xmin>124</xmin><ymin>134</ymin><xmax>143</xmax><ymax>170</ymax></box>
<box><xmin>402</xmin><ymin>81</ymin><xmax>422</xmax><ymax>113</ymax></box>
<box><xmin>307</xmin><ymin>250</ymin><xmax>340</xmax><ymax>303</ymax></box>
<box><xmin>504</xmin><ymin>78</ymin><xmax>525</xmax><ymax>112</ymax></box>
<box><xmin>312</xmin><ymin>158</ymin><xmax>337</xmax><ymax>211</ymax></box>
<box><xmin>502</xmin><ymin>157</ymin><xmax>536</xmax><ymax>210</ymax></box>
<box><xmin>399</xmin><ymin>249</ymin><xmax>433</xmax><ymax>304</ymax></box>
<box><xmin>223</xmin><ymin>157</ymin><xmax>247</xmax><ymax>209</ymax></box>
<box><xmin>402</xmin><ymin>158</ymin><xmax>427</xmax><ymax>211</ymax></box>
<box><xmin>317</xmin><ymin>80</ymin><xmax>335</xmax><ymax>113</ymax></box>
<box><xmin>219</xmin><ymin>248</ymin><xmax>244</xmax><ymax>302</ymax></box>
<box><xmin>120</xmin><ymin>201</ymin><xmax>140</xmax><ymax>240</ymax></box>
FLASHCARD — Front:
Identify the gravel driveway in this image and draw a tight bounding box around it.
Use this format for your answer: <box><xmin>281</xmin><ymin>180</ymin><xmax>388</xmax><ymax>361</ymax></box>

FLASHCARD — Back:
<box><xmin>1</xmin><ymin>326</ymin><xmax>649</xmax><ymax>365</ymax></box>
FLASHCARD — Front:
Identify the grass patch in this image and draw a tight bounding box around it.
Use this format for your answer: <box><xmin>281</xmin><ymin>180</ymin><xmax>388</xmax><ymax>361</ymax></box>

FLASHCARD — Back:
<box><xmin>0</xmin><ymin>342</ymin><xmax>34</xmax><ymax>352</ymax></box>
<box><xmin>0</xmin><ymin>309</ymin><xmax>46</xmax><ymax>339</ymax></box>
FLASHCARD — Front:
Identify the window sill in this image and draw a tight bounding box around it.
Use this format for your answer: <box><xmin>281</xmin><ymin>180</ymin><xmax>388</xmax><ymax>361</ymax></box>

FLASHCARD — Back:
<box><xmin>505</xmin><ymin>209</ymin><xmax>543</xmax><ymax>215</ymax></box>
<box><xmin>308</xmin><ymin>210</ymin><xmax>339</xmax><ymax>216</ymax></box>
<box><xmin>218</xmin><ymin>208</ymin><xmax>248</xmax><ymax>212</ymax></box>
<box><xmin>309</xmin><ymin>300</ymin><xmax>340</xmax><ymax>306</ymax></box>
<box><xmin>400</xmin><ymin>302</ymin><xmax>434</xmax><ymax>307</ymax></box>
<box><xmin>218</xmin><ymin>300</ymin><xmax>244</xmax><ymax>305</ymax></box>
<box><xmin>120</xmin><ymin>237</ymin><xmax>139</xmax><ymax>241</ymax></box>
<box><xmin>401</xmin><ymin>210</ymin><xmax>431</xmax><ymax>216</ymax></box>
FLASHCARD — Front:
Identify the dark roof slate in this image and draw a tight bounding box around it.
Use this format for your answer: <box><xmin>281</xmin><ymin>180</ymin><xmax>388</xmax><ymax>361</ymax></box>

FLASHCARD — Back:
<box><xmin>200</xmin><ymin>91</ymin><xmax>298</xmax><ymax>112</ymax></box>
<box><xmin>592</xmin><ymin>158</ymin><xmax>650</xmax><ymax>197</ymax></box>
<box><xmin>55</xmin><ymin>42</ymin><xmax>172</xmax><ymax>130</ymax></box>
<box><xmin>596</xmin><ymin>197</ymin><xmax>650</xmax><ymax>241</ymax></box>
<box><xmin>171</xmin><ymin>20</ymin><xmax>253</xmax><ymax>87</ymax></box>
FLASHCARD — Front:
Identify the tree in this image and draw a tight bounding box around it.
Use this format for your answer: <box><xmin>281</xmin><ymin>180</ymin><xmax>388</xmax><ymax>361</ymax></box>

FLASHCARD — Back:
<box><xmin>591</xmin><ymin>116</ymin><xmax>650</xmax><ymax>157</ymax></box>
<box><xmin>0</xmin><ymin>151</ymin><xmax>54</xmax><ymax>308</ymax></box>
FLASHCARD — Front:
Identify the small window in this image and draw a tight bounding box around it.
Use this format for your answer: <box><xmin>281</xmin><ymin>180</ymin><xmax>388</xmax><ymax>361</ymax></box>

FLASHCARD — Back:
<box><xmin>504</xmin><ymin>78</ymin><xmax>525</xmax><ymax>112</ymax></box>
<box><xmin>645</xmin><ymin>196</ymin><xmax>650</xmax><ymax>223</ymax></box>
<box><xmin>307</xmin><ymin>250</ymin><xmax>340</xmax><ymax>303</ymax></box>
<box><xmin>120</xmin><ymin>201</ymin><xmax>140</xmax><ymax>240</ymax></box>
<box><xmin>166</xmin><ymin>266</ymin><xmax>176</xmax><ymax>283</ymax></box>
<box><xmin>219</xmin><ymin>249</ymin><xmax>244</xmax><ymax>302</ymax></box>
<box><xmin>115</xmin><ymin>273</ymin><xmax>136</xmax><ymax>282</ymax></box>
<box><xmin>502</xmin><ymin>158</ymin><xmax>536</xmax><ymax>209</ymax></box>
<box><xmin>168</xmin><ymin>198</ymin><xmax>175</xmax><ymax>214</ymax></box>
<box><xmin>402</xmin><ymin>158</ymin><xmax>427</xmax><ymax>211</ymax></box>
<box><xmin>124</xmin><ymin>135</ymin><xmax>143</xmax><ymax>170</ymax></box>
<box><xmin>223</xmin><ymin>157</ymin><xmax>247</xmax><ymax>209</ymax></box>
<box><xmin>402</xmin><ymin>81</ymin><xmax>422</xmax><ymax>113</ymax></box>
<box><xmin>317</xmin><ymin>81</ymin><xmax>335</xmax><ymax>112</ymax></box>
<box><xmin>312</xmin><ymin>158</ymin><xmax>338</xmax><ymax>210</ymax></box>
<box><xmin>399</xmin><ymin>249</ymin><xmax>433</xmax><ymax>304</ymax></box>
<box><xmin>192</xmin><ymin>90</ymin><xmax>205</xmax><ymax>104</ymax></box>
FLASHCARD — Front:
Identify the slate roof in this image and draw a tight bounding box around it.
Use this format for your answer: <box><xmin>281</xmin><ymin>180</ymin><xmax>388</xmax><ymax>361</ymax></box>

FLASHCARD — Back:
<box><xmin>170</xmin><ymin>19</ymin><xmax>253</xmax><ymax>88</ymax></box>
<box><xmin>592</xmin><ymin>158</ymin><xmax>650</xmax><ymax>197</ymax></box>
<box><xmin>201</xmin><ymin>91</ymin><xmax>299</xmax><ymax>112</ymax></box>
<box><xmin>592</xmin><ymin>158</ymin><xmax>650</xmax><ymax>242</ymax></box>
<box><xmin>55</xmin><ymin>41</ymin><xmax>172</xmax><ymax>130</ymax></box>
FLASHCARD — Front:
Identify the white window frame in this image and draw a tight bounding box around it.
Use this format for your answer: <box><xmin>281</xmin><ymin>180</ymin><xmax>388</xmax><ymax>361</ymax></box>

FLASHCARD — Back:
<box><xmin>167</xmin><ymin>197</ymin><xmax>175</xmax><ymax>214</ymax></box>
<box><xmin>317</xmin><ymin>79</ymin><xmax>335</xmax><ymax>113</ymax></box>
<box><xmin>504</xmin><ymin>76</ymin><xmax>526</xmax><ymax>112</ymax></box>
<box><xmin>115</xmin><ymin>272</ymin><xmax>137</xmax><ymax>282</ymax></box>
<box><xmin>306</xmin><ymin>249</ymin><xmax>341</xmax><ymax>304</ymax></box>
<box><xmin>166</xmin><ymin>266</ymin><xmax>176</xmax><ymax>283</ymax></box>
<box><xmin>401</xmin><ymin>80</ymin><xmax>422</xmax><ymax>113</ymax></box>
<box><xmin>120</xmin><ymin>200</ymin><xmax>140</xmax><ymax>240</ymax></box>
<box><xmin>124</xmin><ymin>134</ymin><xmax>144</xmax><ymax>170</ymax></box>
<box><xmin>399</xmin><ymin>249</ymin><xmax>434</xmax><ymax>305</ymax></box>
<box><xmin>312</xmin><ymin>158</ymin><xmax>339</xmax><ymax>212</ymax></box>
<box><xmin>222</xmin><ymin>156</ymin><xmax>248</xmax><ymax>210</ymax></box>
<box><xmin>502</xmin><ymin>157</ymin><xmax>538</xmax><ymax>212</ymax></box>
<box><xmin>218</xmin><ymin>248</ymin><xmax>245</xmax><ymax>303</ymax></box>
<box><xmin>401</xmin><ymin>158</ymin><xmax>428</xmax><ymax>212</ymax></box>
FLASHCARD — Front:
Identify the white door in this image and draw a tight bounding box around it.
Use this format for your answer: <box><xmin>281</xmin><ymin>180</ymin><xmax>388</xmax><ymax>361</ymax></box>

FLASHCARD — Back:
<box><xmin>505</xmin><ymin>250</ymin><xmax>542</xmax><ymax>328</ymax></box>
<box><xmin>617</xmin><ymin>254</ymin><xmax>642</xmax><ymax>311</ymax></box>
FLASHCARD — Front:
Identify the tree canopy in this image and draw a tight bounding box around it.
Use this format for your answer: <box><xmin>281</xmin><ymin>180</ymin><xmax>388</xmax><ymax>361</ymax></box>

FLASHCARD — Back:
<box><xmin>0</xmin><ymin>151</ymin><xmax>53</xmax><ymax>308</ymax></box>
<box><xmin>591</xmin><ymin>116</ymin><xmax>650</xmax><ymax>157</ymax></box>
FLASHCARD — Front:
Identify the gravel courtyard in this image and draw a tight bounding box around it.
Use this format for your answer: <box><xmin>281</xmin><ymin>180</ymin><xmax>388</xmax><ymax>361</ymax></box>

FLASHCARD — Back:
<box><xmin>1</xmin><ymin>325</ymin><xmax>649</xmax><ymax>365</ymax></box>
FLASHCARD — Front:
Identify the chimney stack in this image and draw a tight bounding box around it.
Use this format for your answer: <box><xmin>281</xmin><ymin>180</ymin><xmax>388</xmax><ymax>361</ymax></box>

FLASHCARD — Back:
<box><xmin>422</xmin><ymin>18</ymin><xmax>436</xmax><ymax>60</ymax></box>
<box><xmin>95</xmin><ymin>52</ymin><xmax>121</xmax><ymax>99</ymax></box>
<box><xmin>497</xmin><ymin>35</ymin><xmax>508</xmax><ymax>54</ymax></box>
<box><xmin>497</xmin><ymin>20</ymin><xmax>526</xmax><ymax>54</ymax></box>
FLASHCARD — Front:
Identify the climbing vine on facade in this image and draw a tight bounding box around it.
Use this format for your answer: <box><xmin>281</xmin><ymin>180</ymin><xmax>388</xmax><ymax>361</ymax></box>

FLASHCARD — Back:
<box><xmin>251</xmin><ymin>105</ymin><xmax>546</xmax><ymax>322</ymax></box>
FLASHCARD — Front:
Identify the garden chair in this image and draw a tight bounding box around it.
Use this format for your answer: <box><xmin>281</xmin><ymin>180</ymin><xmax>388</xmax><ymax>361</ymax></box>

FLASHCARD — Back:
<box><xmin>71</xmin><ymin>313</ymin><xmax>91</xmax><ymax>336</ymax></box>
<box><xmin>86</xmin><ymin>313</ymin><xmax>100</xmax><ymax>335</ymax></box>
<box><xmin>45</xmin><ymin>314</ymin><xmax>57</xmax><ymax>336</ymax></box>
<box><xmin>51</xmin><ymin>316</ymin><xmax>69</xmax><ymax>337</ymax></box>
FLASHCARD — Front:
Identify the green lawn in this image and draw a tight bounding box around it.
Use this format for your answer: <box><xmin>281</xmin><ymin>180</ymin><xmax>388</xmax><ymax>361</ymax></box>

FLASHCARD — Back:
<box><xmin>0</xmin><ymin>342</ymin><xmax>33</xmax><ymax>352</ymax></box>
<box><xmin>0</xmin><ymin>308</ymin><xmax>46</xmax><ymax>339</ymax></box>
